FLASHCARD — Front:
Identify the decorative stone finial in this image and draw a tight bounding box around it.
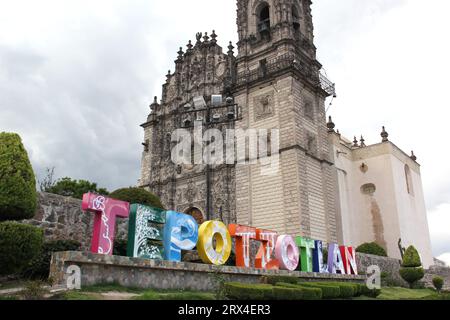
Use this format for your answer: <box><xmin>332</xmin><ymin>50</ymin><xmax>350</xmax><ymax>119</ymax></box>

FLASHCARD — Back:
<box><xmin>227</xmin><ymin>41</ymin><xmax>235</xmax><ymax>56</ymax></box>
<box><xmin>150</xmin><ymin>96</ymin><xmax>159</xmax><ymax>110</ymax></box>
<box><xmin>177</xmin><ymin>47</ymin><xmax>184</xmax><ymax>59</ymax></box>
<box><xmin>327</xmin><ymin>116</ymin><xmax>336</xmax><ymax>133</ymax></box>
<box><xmin>336</xmin><ymin>129</ymin><xmax>341</xmax><ymax>137</ymax></box>
<box><xmin>353</xmin><ymin>136</ymin><xmax>359</xmax><ymax>148</ymax></box>
<box><xmin>381</xmin><ymin>126</ymin><xmax>389</xmax><ymax>142</ymax></box>
<box><xmin>186</xmin><ymin>40</ymin><xmax>193</xmax><ymax>51</ymax></box>
<box><xmin>166</xmin><ymin>70</ymin><xmax>171</xmax><ymax>79</ymax></box>
<box><xmin>410</xmin><ymin>151</ymin><xmax>417</xmax><ymax>161</ymax></box>
<box><xmin>203</xmin><ymin>32</ymin><xmax>210</xmax><ymax>43</ymax></box>
<box><xmin>195</xmin><ymin>32</ymin><xmax>203</xmax><ymax>45</ymax></box>
<box><xmin>360</xmin><ymin>135</ymin><xmax>366</xmax><ymax>147</ymax></box>
<box><xmin>211</xmin><ymin>30</ymin><xmax>217</xmax><ymax>44</ymax></box>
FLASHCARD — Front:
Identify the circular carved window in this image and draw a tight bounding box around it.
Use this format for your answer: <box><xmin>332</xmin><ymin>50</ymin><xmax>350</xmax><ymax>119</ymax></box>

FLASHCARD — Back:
<box><xmin>361</xmin><ymin>183</ymin><xmax>376</xmax><ymax>195</ymax></box>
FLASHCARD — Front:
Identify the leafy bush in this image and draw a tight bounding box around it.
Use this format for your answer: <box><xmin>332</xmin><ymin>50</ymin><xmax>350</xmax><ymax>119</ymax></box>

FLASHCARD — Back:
<box><xmin>319</xmin><ymin>282</ymin><xmax>359</xmax><ymax>298</ymax></box>
<box><xmin>23</xmin><ymin>240</ymin><xmax>81</xmax><ymax>279</ymax></box>
<box><xmin>356</xmin><ymin>242</ymin><xmax>387</xmax><ymax>257</ymax></box>
<box><xmin>400</xmin><ymin>246</ymin><xmax>424</xmax><ymax>288</ymax></box>
<box><xmin>402</xmin><ymin>246</ymin><xmax>422</xmax><ymax>267</ymax></box>
<box><xmin>224</xmin><ymin>282</ymin><xmax>273</xmax><ymax>300</ymax></box>
<box><xmin>433</xmin><ymin>276</ymin><xmax>444</xmax><ymax>293</ymax></box>
<box><xmin>359</xmin><ymin>284</ymin><xmax>381</xmax><ymax>298</ymax></box>
<box><xmin>263</xmin><ymin>275</ymin><xmax>299</xmax><ymax>285</ymax></box>
<box><xmin>109</xmin><ymin>187</ymin><xmax>164</xmax><ymax>209</ymax></box>
<box><xmin>21</xmin><ymin>280</ymin><xmax>49</xmax><ymax>300</ymax></box>
<box><xmin>399</xmin><ymin>268</ymin><xmax>425</xmax><ymax>288</ymax></box>
<box><xmin>45</xmin><ymin>177</ymin><xmax>109</xmax><ymax>200</ymax></box>
<box><xmin>0</xmin><ymin>132</ymin><xmax>37</xmax><ymax>221</ymax></box>
<box><xmin>0</xmin><ymin>222</ymin><xmax>44</xmax><ymax>275</ymax></box>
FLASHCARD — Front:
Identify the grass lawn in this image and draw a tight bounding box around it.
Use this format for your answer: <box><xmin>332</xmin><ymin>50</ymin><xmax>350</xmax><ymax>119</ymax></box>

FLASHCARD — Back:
<box><xmin>53</xmin><ymin>284</ymin><xmax>216</xmax><ymax>300</ymax></box>
<box><xmin>353</xmin><ymin>287</ymin><xmax>436</xmax><ymax>300</ymax></box>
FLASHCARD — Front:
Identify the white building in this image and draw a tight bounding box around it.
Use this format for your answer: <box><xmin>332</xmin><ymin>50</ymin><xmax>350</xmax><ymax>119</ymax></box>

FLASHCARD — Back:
<box><xmin>328</xmin><ymin>121</ymin><xmax>434</xmax><ymax>268</ymax></box>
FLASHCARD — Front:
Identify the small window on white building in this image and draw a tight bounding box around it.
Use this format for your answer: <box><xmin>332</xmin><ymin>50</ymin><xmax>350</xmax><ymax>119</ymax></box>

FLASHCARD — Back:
<box><xmin>405</xmin><ymin>164</ymin><xmax>414</xmax><ymax>196</ymax></box>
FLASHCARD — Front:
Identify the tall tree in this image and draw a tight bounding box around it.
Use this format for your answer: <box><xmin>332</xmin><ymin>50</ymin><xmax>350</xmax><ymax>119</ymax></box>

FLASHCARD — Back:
<box><xmin>45</xmin><ymin>177</ymin><xmax>109</xmax><ymax>199</ymax></box>
<box><xmin>0</xmin><ymin>132</ymin><xmax>37</xmax><ymax>221</ymax></box>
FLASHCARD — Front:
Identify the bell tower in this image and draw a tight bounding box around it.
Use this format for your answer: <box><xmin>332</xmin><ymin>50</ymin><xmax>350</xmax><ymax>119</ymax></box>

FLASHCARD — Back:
<box><xmin>232</xmin><ymin>0</ymin><xmax>340</xmax><ymax>243</ymax></box>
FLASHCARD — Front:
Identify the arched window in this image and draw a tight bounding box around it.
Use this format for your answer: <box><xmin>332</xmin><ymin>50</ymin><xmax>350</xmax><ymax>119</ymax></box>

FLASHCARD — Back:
<box><xmin>405</xmin><ymin>164</ymin><xmax>414</xmax><ymax>196</ymax></box>
<box><xmin>257</xmin><ymin>3</ymin><xmax>271</xmax><ymax>38</ymax></box>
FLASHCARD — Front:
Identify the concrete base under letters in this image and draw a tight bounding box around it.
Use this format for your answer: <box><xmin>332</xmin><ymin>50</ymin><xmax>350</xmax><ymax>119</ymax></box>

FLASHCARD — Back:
<box><xmin>50</xmin><ymin>251</ymin><xmax>367</xmax><ymax>292</ymax></box>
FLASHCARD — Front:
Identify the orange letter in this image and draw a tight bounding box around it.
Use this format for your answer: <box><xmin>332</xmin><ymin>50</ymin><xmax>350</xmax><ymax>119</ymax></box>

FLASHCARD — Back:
<box><xmin>228</xmin><ymin>224</ymin><xmax>257</xmax><ymax>268</ymax></box>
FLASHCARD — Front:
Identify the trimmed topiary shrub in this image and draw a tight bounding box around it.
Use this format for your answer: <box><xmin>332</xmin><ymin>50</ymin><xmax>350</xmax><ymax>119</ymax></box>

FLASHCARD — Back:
<box><xmin>109</xmin><ymin>187</ymin><xmax>164</xmax><ymax>209</ymax></box>
<box><xmin>0</xmin><ymin>221</ymin><xmax>44</xmax><ymax>275</ymax></box>
<box><xmin>359</xmin><ymin>284</ymin><xmax>381</xmax><ymax>298</ymax></box>
<box><xmin>224</xmin><ymin>282</ymin><xmax>273</xmax><ymax>300</ymax></box>
<box><xmin>0</xmin><ymin>132</ymin><xmax>37</xmax><ymax>221</ymax></box>
<box><xmin>23</xmin><ymin>240</ymin><xmax>81</xmax><ymax>279</ymax></box>
<box><xmin>356</xmin><ymin>242</ymin><xmax>387</xmax><ymax>257</ymax></box>
<box><xmin>295</xmin><ymin>282</ymin><xmax>341</xmax><ymax>299</ymax></box>
<box><xmin>271</xmin><ymin>286</ymin><xmax>304</xmax><ymax>300</ymax></box>
<box><xmin>433</xmin><ymin>276</ymin><xmax>444</xmax><ymax>293</ymax></box>
<box><xmin>399</xmin><ymin>246</ymin><xmax>424</xmax><ymax>289</ymax></box>
<box><xmin>263</xmin><ymin>275</ymin><xmax>299</xmax><ymax>285</ymax></box>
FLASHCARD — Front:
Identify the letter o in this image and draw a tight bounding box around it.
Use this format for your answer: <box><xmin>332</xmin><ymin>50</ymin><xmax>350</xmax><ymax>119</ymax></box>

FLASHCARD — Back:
<box><xmin>275</xmin><ymin>235</ymin><xmax>299</xmax><ymax>271</ymax></box>
<box><xmin>197</xmin><ymin>221</ymin><xmax>232</xmax><ymax>265</ymax></box>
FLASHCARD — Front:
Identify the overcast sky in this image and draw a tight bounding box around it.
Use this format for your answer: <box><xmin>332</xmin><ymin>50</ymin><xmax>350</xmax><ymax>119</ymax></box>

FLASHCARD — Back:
<box><xmin>0</xmin><ymin>0</ymin><xmax>449</xmax><ymax>260</ymax></box>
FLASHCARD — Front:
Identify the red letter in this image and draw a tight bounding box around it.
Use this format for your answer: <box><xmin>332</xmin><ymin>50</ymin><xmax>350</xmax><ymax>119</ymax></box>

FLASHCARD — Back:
<box><xmin>228</xmin><ymin>224</ymin><xmax>257</xmax><ymax>268</ymax></box>
<box><xmin>340</xmin><ymin>246</ymin><xmax>358</xmax><ymax>275</ymax></box>
<box><xmin>82</xmin><ymin>193</ymin><xmax>130</xmax><ymax>255</ymax></box>
<box><xmin>255</xmin><ymin>229</ymin><xmax>279</xmax><ymax>270</ymax></box>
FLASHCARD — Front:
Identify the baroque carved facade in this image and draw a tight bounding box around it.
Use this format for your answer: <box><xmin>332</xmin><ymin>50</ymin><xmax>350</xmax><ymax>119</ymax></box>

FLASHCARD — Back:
<box><xmin>138</xmin><ymin>0</ymin><xmax>434</xmax><ymax>267</ymax></box>
<box><xmin>139</xmin><ymin>0</ymin><xmax>337</xmax><ymax>243</ymax></box>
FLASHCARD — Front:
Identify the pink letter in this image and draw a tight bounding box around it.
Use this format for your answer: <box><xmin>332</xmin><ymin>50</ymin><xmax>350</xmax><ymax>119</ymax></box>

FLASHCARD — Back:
<box><xmin>82</xmin><ymin>193</ymin><xmax>130</xmax><ymax>255</ymax></box>
<box><xmin>275</xmin><ymin>235</ymin><xmax>299</xmax><ymax>271</ymax></box>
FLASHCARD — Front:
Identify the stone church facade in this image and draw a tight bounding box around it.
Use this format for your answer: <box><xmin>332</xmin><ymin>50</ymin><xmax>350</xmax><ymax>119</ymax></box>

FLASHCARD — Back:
<box><xmin>138</xmin><ymin>0</ymin><xmax>434</xmax><ymax>267</ymax></box>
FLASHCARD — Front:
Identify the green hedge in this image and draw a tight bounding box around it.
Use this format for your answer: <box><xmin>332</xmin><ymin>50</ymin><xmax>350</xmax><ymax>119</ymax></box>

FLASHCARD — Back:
<box><xmin>109</xmin><ymin>187</ymin><xmax>164</xmax><ymax>209</ymax></box>
<box><xmin>276</xmin><ymin>283</ymin><xmax>325</xmax><ymax>300</ymax></box>
<box><xmin>0</xmin><ymin>132</ymin><xmax>37</xmax><ymax>221</ymax></box>
<box><xmin>433</xmin><ymin>276</ymin><xmax>444</xmax><ymax>292</ymax></box>
<box><xmin>263</xmin><ymin>275</ymin><xmax>299</xmax><ymax>285</ymax></box>
<box><xmin>224</xmin><ymin>282</ymin><xmax>273</xmax><ymax>300</ymax></box>
<box><xmin>294</xmin><ymin>282</ymin><xmax>341</xmax><ymax>299</ymax></box>
<box><xmin>23</xmin><ymin>240</ymin><xmax>81</xmax><ymax>279</ymax></box>
<box><xmin>224</xmin><ymin>282</ymin><xmax>322</xmax><ymax>300</ymax></box>
<box><xmin>0</xmin><ymin>222</ymin><xmax>44</xmax><ymax>275</ymax></box>
<box><xmin>271</xmin><ymin>287</ymin><xmax>304</xmax><ymax>300</ymax></box>
<box><xmin>356</xmin><ymin>242</ymin><xmax>387</xmax><ymax>257</ymax></box>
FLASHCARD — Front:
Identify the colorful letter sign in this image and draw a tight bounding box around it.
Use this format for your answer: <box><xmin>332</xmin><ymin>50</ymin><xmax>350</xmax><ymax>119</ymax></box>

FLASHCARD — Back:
<box><xmin>80</xmin><ymin>193</ymin><xmax>358</xmax><ymax>275</ymax></box>
<box><xmin>340</xmin><ymin>246</ymin><xmax>358</xmax><ymax>275</ymax></box>
<box><xmin>275</xmin><ymin>235</ymin><xmax>299</xmax><ymax>271</ymax></box>
<box><xmin>127</xmin><ymin>204</ymin><xmax>166</xmax><ymax>260</ymax></box>
<box><xmin>255</xmin><ymin>229</ymin><xmax>279</xmax><ymax>270</ymax></box>
<box><xmin>197</xmin><ymin>221</ymin><xmax>232</xmax><ymax>265</ymax></box>
<box><xmin>228</xmin><ymin>224</ymin><xmax>256</xmax><ymax>268</ymax></box>
<box><xmin>312</xmin><ymin>240</ymin><xmax>327</xmax><ymax>273</ymax></box>
<box><xmin>163</xmin><ymin>211</ymin><xmax>199</xmax><ymax>262</ymax></box>
<box><xmin>328</xmin><ymin>243</ymin><xmax>346</xmax><ymax>274</ymax></box>
<box><xmin>82</xmin><ymin>193</ymin><xmax>130</xmax><ymax>255</ymax></box>
<box><xmin>296</xmin><ymin>237</ymin><xmax>315</xmax><ymax>272</ymax></box>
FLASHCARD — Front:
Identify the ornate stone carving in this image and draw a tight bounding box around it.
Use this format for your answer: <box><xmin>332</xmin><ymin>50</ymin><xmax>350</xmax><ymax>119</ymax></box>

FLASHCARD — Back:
<box><xmin>254</xmin><ymin>92</ymin><xmax>275</xmax><ymax>121</ymax></box>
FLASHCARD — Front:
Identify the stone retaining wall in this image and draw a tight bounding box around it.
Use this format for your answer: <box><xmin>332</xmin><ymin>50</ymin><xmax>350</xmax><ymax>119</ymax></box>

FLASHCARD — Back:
<box><xmin>22</xmin><ymin>192</ymin><xmax>128</xmax><ymax>251</ymax></box>
<box><xmin>50</xmin><ymin>251</ymin><xmax>366</xmax><ymax>292</ymax></box>
<box><xmin>356</xmin><ymin>253</ymin><xmax>408</xmax><ymax>287</ymax></box>
<box><xmin>423</xmin><ymin>266</ymin><xmax>450</xmax><ymax>291</ymax></box>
